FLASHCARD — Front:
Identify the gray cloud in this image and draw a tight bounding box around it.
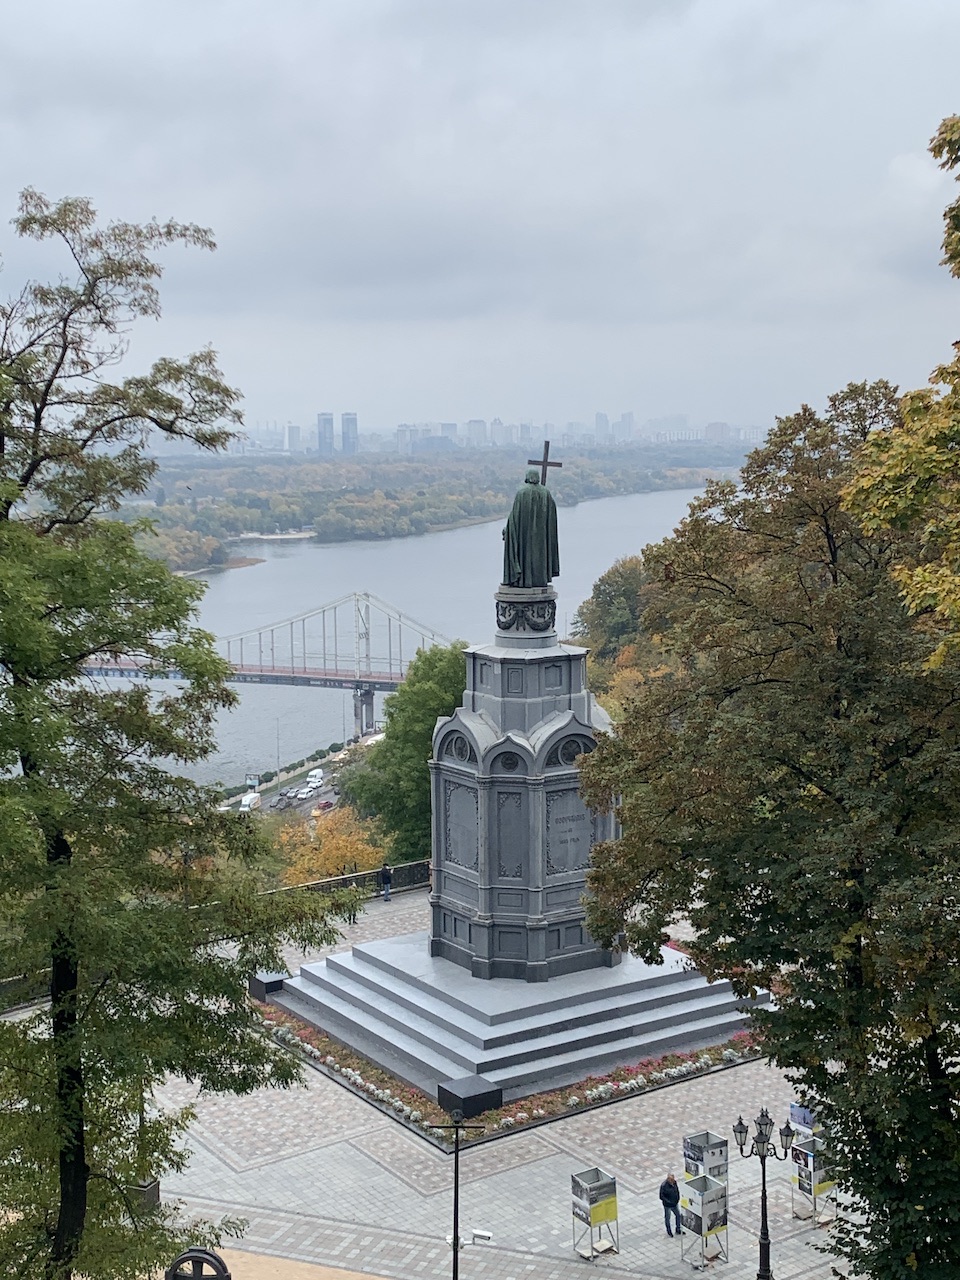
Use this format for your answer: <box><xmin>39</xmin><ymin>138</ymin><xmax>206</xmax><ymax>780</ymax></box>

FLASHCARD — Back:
<box><xmin>2</xmin><ymin>0</ymin><xmax>959</xmax><ymax>427</ymax></box>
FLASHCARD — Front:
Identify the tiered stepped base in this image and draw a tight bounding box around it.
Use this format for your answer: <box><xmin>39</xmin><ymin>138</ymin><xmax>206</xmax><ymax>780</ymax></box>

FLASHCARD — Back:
<box><xmin>273</xmin><ymin>932</ymin><xmax>766</xmax><ymax>1100</ymax></box>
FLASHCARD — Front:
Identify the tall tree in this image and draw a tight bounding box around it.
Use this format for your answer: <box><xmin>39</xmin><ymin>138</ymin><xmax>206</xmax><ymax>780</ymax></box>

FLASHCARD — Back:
<box><xmin>340</xmin><ymin>642</ymin><xmax>467</xmax><ymax>861</ymax></box>
<box><xmin>581</xmin><ymin>383</ymin><xmax>960</xmax><ymax>1280</ymax></box>
<box><xmin>845</xmin><ymin>116</ymin><xmax>960</xmax><ymax>660</ymax></box>
<box><xmin>0</xmin><ymin>191</ymin><xmax>350</xmax><ymax>1280</ymax></box>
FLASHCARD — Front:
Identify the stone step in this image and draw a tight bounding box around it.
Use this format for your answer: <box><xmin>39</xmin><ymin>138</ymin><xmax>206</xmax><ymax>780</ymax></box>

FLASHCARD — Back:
<box><xmin>272</xmin><ymin>986</ymin><xmax>474</xmax><ymax>1088</ymax></box>
<box><xmin>276</xmin><ymin>932</ymin><xmax>764</xmax><ymax>1099</ymax></box>
<box><xmin>310</xmin><ymin>949</ymin><xmax>730</xmax><ymax>1049</ymax></box>
<box><xmin>333</xmin><ymin>932</ymin><xmax>694</xmax><ymax>1025</ymax></box>
<box><xmin>293</xmin><ymin>955</ymin><xmax>747</xmax><ymax>1064</ymax></box>
<box><xmin>273</xmin><ymin>981</ymin><xmax>757</xmax><ymax>1100</ymax></box>
<box><xmin>481</xmin><ymin>1008</ymin><xmax>758</xmax><ymax>1094</ymax></box>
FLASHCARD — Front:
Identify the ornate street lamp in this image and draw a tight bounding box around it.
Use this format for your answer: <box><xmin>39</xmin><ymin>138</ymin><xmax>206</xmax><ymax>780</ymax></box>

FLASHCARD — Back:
<box><xmin>733</xmin><ymin>1108</ymin><xmax>795</xmax><ymax>1280</ymax></box>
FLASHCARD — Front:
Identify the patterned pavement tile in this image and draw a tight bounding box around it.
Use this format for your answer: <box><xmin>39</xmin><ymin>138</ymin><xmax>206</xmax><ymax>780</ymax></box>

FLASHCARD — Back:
<box><xmin>158</xmin><ymin>1070</ymin><xmax>381</xmax><ymax>1173</ymax></box>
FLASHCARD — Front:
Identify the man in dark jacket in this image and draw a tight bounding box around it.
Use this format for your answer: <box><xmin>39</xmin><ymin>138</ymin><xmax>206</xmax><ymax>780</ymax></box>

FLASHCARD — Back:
<box><xmin>659</xmin><ymin>1173</ymin><xmax>682</xmax><ymax>1237</ymax></box>
<box><xmin>380</xmin><ymin>862</ymin><xmax>392</xmax><ymax>902</ymax></box>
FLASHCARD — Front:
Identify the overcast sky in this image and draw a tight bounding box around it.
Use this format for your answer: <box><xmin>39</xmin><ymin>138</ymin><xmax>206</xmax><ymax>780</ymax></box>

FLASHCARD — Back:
<box><xmin>3</xmin><ymin>0</ymin><xmax>960</xmax><ymax>432</ymax></box>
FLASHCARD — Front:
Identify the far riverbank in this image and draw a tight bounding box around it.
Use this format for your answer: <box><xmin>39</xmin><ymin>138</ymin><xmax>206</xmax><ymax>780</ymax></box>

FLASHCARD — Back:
<box><xmin>211</xmin><ymin>476</ymin><xmax>730</xmax><ymax>570</ymax></box>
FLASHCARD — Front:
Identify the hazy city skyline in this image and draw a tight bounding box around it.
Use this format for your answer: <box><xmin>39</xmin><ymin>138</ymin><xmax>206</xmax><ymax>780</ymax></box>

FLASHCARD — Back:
<box><xmin>3</xmin><ymin>1</ymin><xmax>959</xmax><ymax>433</ymax></box>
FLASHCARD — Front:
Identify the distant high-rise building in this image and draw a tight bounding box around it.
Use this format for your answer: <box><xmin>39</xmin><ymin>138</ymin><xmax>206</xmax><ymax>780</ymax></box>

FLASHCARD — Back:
<box><xmin>466</xmin><ymin>419</ymin><xmax>487</xmax><ymax>445</ymax></box>
<box><xmin>595</xmin><ymin>411</ymin><xmax>610</xmax><ymax>441</ymax></box>
<box><xmin>644</xmin><ymin>414</ymin><xmax>689</xmax><ymax>440</ymax></box>
<box><xmin>285</xmin><ymin>423</ymin><xmax>301</xmax><ymax>452</ymax></box>
<box><xmin>440</xmin><ymin>422</ymin><xmax>459</xmax><ymax>441</ymax></box>
<box><xmin>317</xmin><ymin>412</ymin><xmax>335</xmax><ymax>456</ymax></box>
<box><xmin>705</xmin><ymin>421</ymin><xmax>733</xmax><ymax>443</ymax></box>
<box><xmin>615</xmin><ymin>410</ymin><xmax>635</xmax><ymax>440</ymax></box>
<box><xmin>341</xmin><ymin>412</ymin><xmax>358</xmax><ymax>455</ymax></box>
<box><xmin>490</xmin><ymin>417</ymin><xmax>517</xmax><ymax>446</ymax></box>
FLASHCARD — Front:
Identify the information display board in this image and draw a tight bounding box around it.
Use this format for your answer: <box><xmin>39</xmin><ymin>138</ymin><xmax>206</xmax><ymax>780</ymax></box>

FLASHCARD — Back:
<box><xmin>682</xmin><ymin>1130</ymin><xmax>729</xmax><ymax>1182</ymax></box>
<box><xmin>571</xmin><ymin>1168</ymin><xmax>617</xmax><ymax>1225</ymax></box>
<box><xmin>680</xmin><ymin>1174</ymin><xmax>728</xmax><ymax>1268</ymax></box>
<box><xmin>571</xmin><ymin>1168</ymin><xmax>619</xmax><ymax>1259</ymax></box>
<box><xmin>791</xmin><ymin>1136</ymin><xmax>836</xmax><ymax>1223</ymax></box>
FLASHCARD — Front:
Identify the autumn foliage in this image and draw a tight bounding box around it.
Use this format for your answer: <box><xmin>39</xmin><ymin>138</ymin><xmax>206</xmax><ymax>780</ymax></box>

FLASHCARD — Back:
<box><xmin>278</xmin><ymin>806</ymin><xmax>386</xmax><ymax>885</ymax></box>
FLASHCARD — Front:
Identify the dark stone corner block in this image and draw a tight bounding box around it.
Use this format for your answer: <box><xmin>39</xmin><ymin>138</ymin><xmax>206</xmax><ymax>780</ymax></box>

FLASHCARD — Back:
<box><xmin>438</xmin><ymin>1074</ymin><xmax>503</xmax><ymax>1119</ymax></box>
<box><xmin>248</xmin><ymin>971</ymin><xmax>288</xmax><ymax>1002</ymax></box>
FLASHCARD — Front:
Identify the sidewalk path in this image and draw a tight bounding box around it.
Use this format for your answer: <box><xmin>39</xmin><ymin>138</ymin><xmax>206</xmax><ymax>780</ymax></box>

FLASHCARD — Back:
<box><xmin>161</xmin><ymin>893</ymin><xmax>834</xmax><ymax>1280</ymax></box>
<box><xmin>219</xmin><ymin>1251</ymin><xmax>389</xmax><ymax>1280</ymax></box>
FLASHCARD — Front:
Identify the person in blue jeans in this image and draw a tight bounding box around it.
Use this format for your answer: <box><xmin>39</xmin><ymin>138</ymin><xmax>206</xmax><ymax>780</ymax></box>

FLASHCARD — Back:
<box><xmin>380</xmin><ymin>862</ymin><xmax>392</xmax><ymax>902</ymax></box>
<box><xmin>659</xmin><ymin>1174</ymin><xmax>682</xmax><ymax>1237</ymax></box>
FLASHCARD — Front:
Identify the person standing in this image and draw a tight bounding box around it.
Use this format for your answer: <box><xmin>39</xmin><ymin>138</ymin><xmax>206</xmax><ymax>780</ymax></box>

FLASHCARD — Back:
<box><xmin>659</xmin><ymin>1173</ymin><xmax>682</xmax><ymax>1237</ymax></box>
<box><xmin>380</xmin><ymin>862</ymin><xmax>392</xmax><ymax>902</ymax></box>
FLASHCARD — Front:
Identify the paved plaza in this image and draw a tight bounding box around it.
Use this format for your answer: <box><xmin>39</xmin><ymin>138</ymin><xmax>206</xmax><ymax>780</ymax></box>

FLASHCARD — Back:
<box><xmin>160</xmin><ymin>891</ymin><xmax>836</xmax><ymax>1280</ymax></box>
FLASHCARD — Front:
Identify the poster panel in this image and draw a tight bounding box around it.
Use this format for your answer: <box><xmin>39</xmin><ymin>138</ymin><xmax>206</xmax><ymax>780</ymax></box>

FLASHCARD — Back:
<box><xmin>792</xmin><ymin>1138</ymin><xmax>836</xmax><ymax>1196</ymax></box>
<box><xmin>701</xmin><ymin>1182</ymin><xmax>728</xmax><ymax>1237</ymax></box>
<box><xmin>572</xmin><ymin>1168</ymin><xmax>618</xmax><ymax>1228</ymax></box>
<box><xmin>680</xmin><ymin>1175</ymin><xmax>726</xmax><ymax>1238</ymax></box>
<box><xmin>682</xmin><ymin>1131</ymin><xmax>729</xmax><ymax>1182</ymax></box>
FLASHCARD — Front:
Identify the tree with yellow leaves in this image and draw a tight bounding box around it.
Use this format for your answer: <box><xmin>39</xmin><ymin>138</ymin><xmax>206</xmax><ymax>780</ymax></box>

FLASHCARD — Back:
<box><xmin>845</xmin><ymin>116</ymin><xmax>960</xmax><ymax>662</ymax></box>
<box><xmin>278</xmin><ymin>806</ymin><xmax>386</xmax><ymax>886</ymax></box>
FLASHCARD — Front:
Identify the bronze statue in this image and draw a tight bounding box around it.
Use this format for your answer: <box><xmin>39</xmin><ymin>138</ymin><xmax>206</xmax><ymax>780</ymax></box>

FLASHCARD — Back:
<box><xmin>502</xmin><ymin>467</ymin><xmax>560</xmax><ymax>587</ymax></box>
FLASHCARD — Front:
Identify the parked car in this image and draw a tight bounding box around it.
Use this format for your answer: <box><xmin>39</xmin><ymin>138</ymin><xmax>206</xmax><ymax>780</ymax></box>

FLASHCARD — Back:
<box><xmin>306</xmin><ymin>767</ymin><xmax>325</xmax><ymax>787</ymax></box>
<box><xmin>311</xmin><ymin>800</ymin><xmax>335</xmax><ymax>816</ymax></box>
<box><xmin>295</xmin><ymin>786</ymin><xmax>315</xmax><ymax>801</ymax></box>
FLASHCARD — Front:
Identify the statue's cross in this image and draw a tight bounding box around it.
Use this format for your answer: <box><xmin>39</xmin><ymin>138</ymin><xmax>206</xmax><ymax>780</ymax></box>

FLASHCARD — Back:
<box><xmin>528</xmin><ymin>440</ymin><xmax>562</xmax><ymax>486</ymax></box>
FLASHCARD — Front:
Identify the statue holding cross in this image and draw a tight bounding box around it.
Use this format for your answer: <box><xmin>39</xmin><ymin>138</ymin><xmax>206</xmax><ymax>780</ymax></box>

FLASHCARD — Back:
<box><xmin>502</xmin><ymin>442</ymin><xmax>561</xmax><ymax>588</ymax></box>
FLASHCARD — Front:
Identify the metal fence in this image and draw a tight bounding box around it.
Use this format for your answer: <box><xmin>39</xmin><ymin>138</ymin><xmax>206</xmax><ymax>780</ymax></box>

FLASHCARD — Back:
<box><xmin>276</xmin><ymin>857</ymin><xmax>431</xmax><ymax>898</ymax></box>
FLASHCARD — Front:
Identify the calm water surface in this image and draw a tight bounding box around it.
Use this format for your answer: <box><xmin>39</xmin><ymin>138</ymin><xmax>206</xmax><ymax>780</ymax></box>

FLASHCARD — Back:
<box><xmin>188</xmin><ymin>487</ymin><xmax>701</xmax><ymax>784</ymax></box>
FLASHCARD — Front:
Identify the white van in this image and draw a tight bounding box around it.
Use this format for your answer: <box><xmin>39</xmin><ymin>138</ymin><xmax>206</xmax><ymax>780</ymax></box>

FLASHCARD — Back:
<box><xmin>238</xmin><ymin>791</ymin><xmax>262</xmax><ymax>814</ymax></box>
<box><xmin>306</xmin><ymin>767</ymin><xmax>325</xmax><ymax>788</ymax></box>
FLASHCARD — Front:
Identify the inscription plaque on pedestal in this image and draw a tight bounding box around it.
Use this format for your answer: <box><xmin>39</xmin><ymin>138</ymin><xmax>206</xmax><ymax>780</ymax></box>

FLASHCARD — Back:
<box><xmin>443</xmin><ymin>782</ymin><xmax>478</xmax><ymax>869</ymax></box>
<box><xmin>546</xmin><ymin>790</ymin><xmax>593</xmax><ymax>874</ymax></box>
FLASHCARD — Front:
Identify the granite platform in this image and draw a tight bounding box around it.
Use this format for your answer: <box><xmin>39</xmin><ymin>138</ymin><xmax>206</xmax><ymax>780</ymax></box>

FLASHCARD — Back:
<box><xmin>273</xmin><ymin>931</ymin><xmax>766</xmax><ymax>1100</ymax></box>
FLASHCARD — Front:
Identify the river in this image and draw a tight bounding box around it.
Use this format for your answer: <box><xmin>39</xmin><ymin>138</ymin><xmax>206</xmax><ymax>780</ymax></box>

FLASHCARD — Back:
<box><xmin>188</xmin><ymin>487</ymin><xmax>702</xmax><ymax>785</ymax></box>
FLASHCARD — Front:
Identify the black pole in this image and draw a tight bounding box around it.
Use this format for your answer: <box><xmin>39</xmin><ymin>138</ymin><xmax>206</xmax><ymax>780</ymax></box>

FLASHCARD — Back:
<box><xmin>435</xmin><ymin>1107</ymin><xmax>481</xmax><ymax>1280</ymax></box>
<box><xmin>757</xmin><ymin>1146</ymin><xmax>771</xmax><ymax>1280</ymax></box>
<box><xmin>452</xmin><ymin>1121</ymin><xmax>460</xmax><ymax>1280</ymax></box>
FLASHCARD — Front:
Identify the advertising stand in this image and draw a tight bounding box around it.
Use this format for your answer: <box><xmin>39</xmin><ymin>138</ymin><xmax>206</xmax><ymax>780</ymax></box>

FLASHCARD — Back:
<box><xmin>680</xmin><ymin>1175</ymin><xmax>728</xmax><ymax>1271</ymax></box>
<box><xmin>571</xmin><ymin>1168</ymin><xmax>619</xmax><ymax>1260</ymax></box>
<box><xmin>683</xmin><ymin>1131</ymin><xmax>729</xmax><ymax>1182</ymax></box>
<box><xmin>791</xmin><ymin>1136</ymin><xmax>836</xmax><ymax>1224</ymax></box>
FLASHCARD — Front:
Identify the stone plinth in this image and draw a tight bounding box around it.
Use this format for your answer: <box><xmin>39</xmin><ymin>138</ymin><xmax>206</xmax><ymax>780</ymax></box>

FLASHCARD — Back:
<box><xmin>274</xmin><ymin>933</ymin><xmax>766</xmax><ymax>1098</ymax></box>
<box><xmin>428</xmin><ymin>584</ymin><xmax>616</xmax><ymax>981</ymax></box>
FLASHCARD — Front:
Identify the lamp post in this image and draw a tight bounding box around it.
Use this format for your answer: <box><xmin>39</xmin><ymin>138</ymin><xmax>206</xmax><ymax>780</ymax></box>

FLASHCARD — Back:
<box><xmin>434</xmin><ymin>1109</ymin><xmax>483</xmax><ymax>1280</ymax></box>
<box><xmin>733</xmin><ymin>1108</ymin><xmax>795</xmax><ymax>1280</ymax></box>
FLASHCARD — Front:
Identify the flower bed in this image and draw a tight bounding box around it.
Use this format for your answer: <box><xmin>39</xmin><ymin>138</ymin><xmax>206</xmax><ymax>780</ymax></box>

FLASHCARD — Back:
<box><xmin>254</xmin><ymin>1001</ymin><xmax>760</xmax><ymax>1145</ymax></box>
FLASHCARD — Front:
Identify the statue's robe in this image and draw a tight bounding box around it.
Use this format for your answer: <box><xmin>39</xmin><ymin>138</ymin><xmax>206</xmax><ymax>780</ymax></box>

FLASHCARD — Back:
<box><xmin>502</xmin><ymin>474</ymin><xmax>560</xmax><ymax>587</ymax></box>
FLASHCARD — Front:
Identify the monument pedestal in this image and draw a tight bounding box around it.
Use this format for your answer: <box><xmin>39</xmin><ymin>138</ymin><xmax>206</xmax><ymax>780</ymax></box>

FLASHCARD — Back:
<box><xmin>275</xmin><ymin>932</ymin><xmax>767</xmax><ymax>1098</ymax></box>
<box><xmin>428</xmin><ymin>583</ymin><xmax>617</xmax><ymax>980</ymax></box>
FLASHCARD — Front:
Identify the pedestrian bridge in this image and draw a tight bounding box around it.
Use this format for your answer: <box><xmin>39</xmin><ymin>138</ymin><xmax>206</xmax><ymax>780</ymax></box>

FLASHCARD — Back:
<box><xmin>86</xmin><ymin>592</ymin><xmax>451</xmax><ymax>736</ymax></box>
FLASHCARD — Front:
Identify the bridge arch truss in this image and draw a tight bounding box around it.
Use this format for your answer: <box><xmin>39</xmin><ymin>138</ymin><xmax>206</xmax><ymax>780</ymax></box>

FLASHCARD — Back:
<box><xmin>216</xmin><ymin>591</ymin><xmax>452</xmax><ymax>693</ymax></box>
